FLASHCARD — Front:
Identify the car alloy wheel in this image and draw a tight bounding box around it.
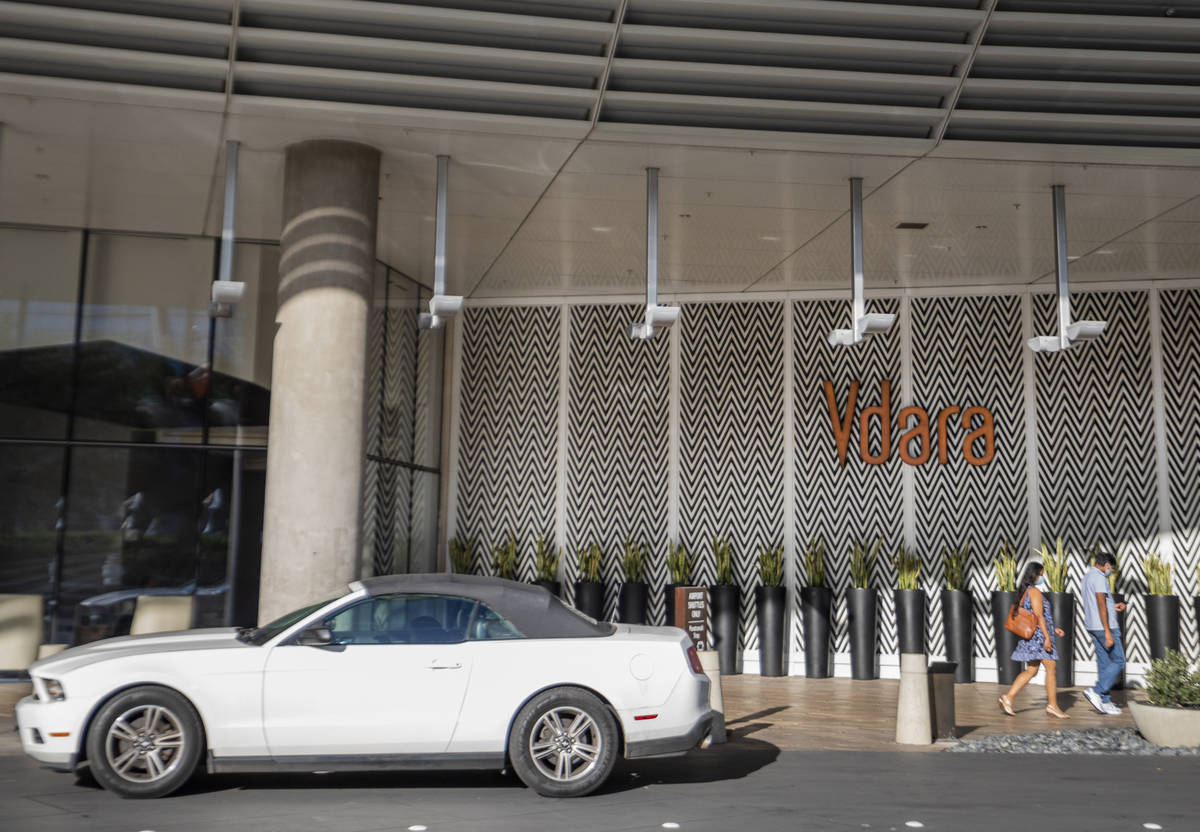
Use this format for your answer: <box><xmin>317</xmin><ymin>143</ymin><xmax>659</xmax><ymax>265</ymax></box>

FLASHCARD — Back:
<box><xmin>528</xmin><ymin>706</ymin><xmax>602</xmax><ymax>783</ymax></box>
<box><xmin>104</xmin><ymin>704</ymin><xmax>185</xmax><ymax>784</ymax></box>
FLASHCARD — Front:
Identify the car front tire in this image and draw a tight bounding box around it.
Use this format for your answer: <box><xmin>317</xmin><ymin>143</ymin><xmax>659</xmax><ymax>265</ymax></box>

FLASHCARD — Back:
<box><xmin>85</xmin><ymin>685</ymin><xmax>204</xmax><ymax>798</ymax></box>
<box><xmin>509</xmin><ymin>686</ymin><xmax>618</xmax><ymax>798</ymax></box>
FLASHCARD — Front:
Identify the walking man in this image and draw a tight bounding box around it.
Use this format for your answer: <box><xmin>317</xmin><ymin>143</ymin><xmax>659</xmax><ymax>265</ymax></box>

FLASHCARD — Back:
<box><xmin>1081</xmin><ymin>551</ymin><xmax>1126</xmax><ymax>714</ymax></box>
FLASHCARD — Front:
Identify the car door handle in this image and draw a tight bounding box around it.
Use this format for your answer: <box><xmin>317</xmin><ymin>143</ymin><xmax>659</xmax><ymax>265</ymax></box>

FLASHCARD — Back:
<box><xmin>427</xmin><ymin>661</ymin><xmax>462</xmax><ymax>670</ymax></box>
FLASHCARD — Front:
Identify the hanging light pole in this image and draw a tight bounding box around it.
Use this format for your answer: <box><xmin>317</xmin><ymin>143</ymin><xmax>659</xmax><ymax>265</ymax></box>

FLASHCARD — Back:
<box><xmin>629</xmin><ymin>167</ymin><xmax>679</xmax><ymax>340</ymax></box>
<box><xmin>828</xmin><ymin>177</ymin><xmax>894</xmax><ymax>346</ymax></box>
<box><xmin>1027</xmin><ymin>185</ymin><xmax>1106</xmax><ymax>352</ymax></box>
<box><xmin>419</xmin><ymin>155</ymin><xmax>463</xmax><ymax>329</ymax></box>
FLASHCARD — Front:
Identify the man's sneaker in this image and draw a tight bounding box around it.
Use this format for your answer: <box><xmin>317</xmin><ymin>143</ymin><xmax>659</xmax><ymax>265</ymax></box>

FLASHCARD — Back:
<box><xmin>1083</xmin><ymin>688</ymin><xmax>1105</xmax><ymax>713</ymax></box>
<box><xmin>1102</xmin><ymin>702</ymin><xmax>1122</xmax><ymax>715</ymax></box>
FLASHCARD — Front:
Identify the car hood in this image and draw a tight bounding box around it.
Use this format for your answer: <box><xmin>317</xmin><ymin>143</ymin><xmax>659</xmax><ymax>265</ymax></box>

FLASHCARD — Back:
<box><xmin>31</xmin><ymin>628</ymin><xmax>249</xmax><ymax>676</ymax></box>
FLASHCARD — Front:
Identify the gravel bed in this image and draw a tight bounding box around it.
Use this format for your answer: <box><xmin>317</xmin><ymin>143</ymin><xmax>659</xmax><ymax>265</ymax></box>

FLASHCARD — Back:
<box><xmin>949</xmin><ymin>727</ymin><xmax>1200</xmax><ymax>756</ymax></box>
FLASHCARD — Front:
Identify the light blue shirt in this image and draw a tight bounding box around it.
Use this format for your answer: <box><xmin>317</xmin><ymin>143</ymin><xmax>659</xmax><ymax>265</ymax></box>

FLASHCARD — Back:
<box><xmin>1081</xmin><ymin>566</ymin><xmax>1118</xmax><ymax>631</ymax></box>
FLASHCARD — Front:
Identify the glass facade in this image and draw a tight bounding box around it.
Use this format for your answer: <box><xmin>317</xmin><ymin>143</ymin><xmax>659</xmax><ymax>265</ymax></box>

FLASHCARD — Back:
<box><xmin>0</xmin><ymin>225</ymin><xmax>440</xmax><ymax>646</ymax></box>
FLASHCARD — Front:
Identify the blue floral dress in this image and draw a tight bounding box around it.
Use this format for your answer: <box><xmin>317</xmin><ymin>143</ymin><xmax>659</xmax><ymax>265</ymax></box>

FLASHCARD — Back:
<box><xmin>1011</xmin><ymin>590</ymin><xmax>1059</xmax><ymax>662</ymax></box>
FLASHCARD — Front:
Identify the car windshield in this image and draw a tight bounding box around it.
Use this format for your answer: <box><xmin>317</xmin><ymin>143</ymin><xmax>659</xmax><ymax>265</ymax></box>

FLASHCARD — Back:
<box><xmin>241</xmin><ymin>596</ymin><xmax>339</xmax><ymax>646</ymax></box>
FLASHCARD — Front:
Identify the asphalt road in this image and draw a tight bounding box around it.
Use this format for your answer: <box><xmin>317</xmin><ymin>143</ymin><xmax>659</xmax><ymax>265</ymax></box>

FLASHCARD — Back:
<box><xmin>2</xmin><ymin>731</ymin><xmax>1196</xmax><ymax>832</ymax></box>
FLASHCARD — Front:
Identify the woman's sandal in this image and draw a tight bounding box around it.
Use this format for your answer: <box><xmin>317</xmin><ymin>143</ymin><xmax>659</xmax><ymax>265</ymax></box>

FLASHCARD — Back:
<box><xmin>998</xmin><ymin>695</ymin><xmax>1015</xmax><ymax>716</ymax></box>
<box><xmin>1045</xmin><ymin>705</ymin><xmax>1071</xmax><ymax>719</ymax></box>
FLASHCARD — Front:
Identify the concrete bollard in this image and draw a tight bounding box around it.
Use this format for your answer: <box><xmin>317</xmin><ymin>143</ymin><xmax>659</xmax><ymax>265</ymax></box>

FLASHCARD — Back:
<box><xmin>895</xmin><ymin>653</ymin><xmax>932</xmax><ymax>745</ymax></box>
<box><xmin>698</xmin><ymin>650</ymin><xmax>727</xmax><ymax>744</ymax></box>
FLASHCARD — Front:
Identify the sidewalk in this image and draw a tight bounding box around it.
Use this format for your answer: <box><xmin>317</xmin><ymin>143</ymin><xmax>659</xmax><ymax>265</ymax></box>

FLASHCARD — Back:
<box><xmin>1</xmin><ymin>674</ymin><xmax>1132</xmax><ymax>757</ymax></box>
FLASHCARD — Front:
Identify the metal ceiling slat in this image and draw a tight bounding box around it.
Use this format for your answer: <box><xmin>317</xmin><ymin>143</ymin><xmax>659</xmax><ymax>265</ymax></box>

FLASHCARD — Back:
<box><xmin>975</xmin><ymin>44</ymin><xmax>1200</xmax><ymax>76</ymax></box>
<box><xmin>947</xmin><ymin>108</ymin><xmax>1200</xmax><ymax>146</ymax></box>
<box><xmin>0</xmin><ymin>1</ymin><xmax>230</xmax><ymax>55</ymax></box>
<box><xmin>236</xmin><ymin>27</ymin><xmax>606</xmax><ymax>88</ymax></box>
<box><xmin>986</xmin><ymin>9</ymin><xmax>1200</xmax><ymax>49</ymax></box>
<box><xmin>960</xmin><ymin>77</ymin><xmax>1200</xmax><ymax>117</ymax></box>
<box><xmin>28</xmin><ymin>0</ymin><xmax>233</xmax><ymax>24</ymax></box>
<box><xmin>234</xmin><ymin>61</ymin><xmax>596</xmax><ymax>119</ymax></box>
<box><xmin>239</xmin><ymin>0</ymin><xmax>614</xmax><ymax>55</ymax></box>
<box><xmin>0</xmin><ymin>35</ymin><xmax>228</xmax><ymax>90</ymax></box>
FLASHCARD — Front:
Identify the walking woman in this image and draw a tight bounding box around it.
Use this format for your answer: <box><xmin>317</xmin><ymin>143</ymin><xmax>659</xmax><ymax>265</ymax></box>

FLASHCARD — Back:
<box><xmin>999</xmin><ymin>561</ymin><xmax>1070</xmax><ymax>719</ymax></box>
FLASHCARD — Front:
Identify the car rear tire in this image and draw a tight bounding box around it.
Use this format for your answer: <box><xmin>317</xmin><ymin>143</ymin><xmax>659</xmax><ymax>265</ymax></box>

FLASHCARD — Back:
<box><xmin>85</xmin><ymin>686</ymin><xmax>204</xmax><ymax>798</ymax></box>
<box><xmin>509</xmin><ymin>687</ymin><xmax>618</xmax><ymax>798</ymax></box>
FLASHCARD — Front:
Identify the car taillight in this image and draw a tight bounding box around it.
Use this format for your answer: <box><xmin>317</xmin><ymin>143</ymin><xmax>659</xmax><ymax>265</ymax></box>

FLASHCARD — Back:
<box><xmin>685</xmin><ymin>645</ymin><xmax>703</xmax><ymax>675</ymax></box>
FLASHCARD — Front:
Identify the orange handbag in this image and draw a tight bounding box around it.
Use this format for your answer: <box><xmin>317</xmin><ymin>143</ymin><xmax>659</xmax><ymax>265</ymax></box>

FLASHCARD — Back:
<box><xmin>1004</xmin><ymin>590</ymin><xmax>1038</xmax><ymax>640</ymax></box>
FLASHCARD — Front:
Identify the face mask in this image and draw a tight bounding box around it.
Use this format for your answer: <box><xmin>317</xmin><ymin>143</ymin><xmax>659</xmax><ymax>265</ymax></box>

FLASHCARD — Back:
<box><xmin>1035</xmin><ymin>576</ymin><xmax>1048</xmax><ymax>588</ymax></box>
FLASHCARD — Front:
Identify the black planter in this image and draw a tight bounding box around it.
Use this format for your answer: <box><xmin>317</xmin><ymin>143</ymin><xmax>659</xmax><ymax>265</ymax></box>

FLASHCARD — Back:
<box><xmin>756</xmin><ymin>585</ymin><xmax>786</xmax><ymax>677</ymax></box>
<box><xmin>991</xmin><ymin>591</ymin><xmax>1021</xmax><ymax>686</ymax></box>
<box><xmin>800</xmin><ymin>585</ymin><xmax>832</xmax><ymax>678</ymax></box>
<box><xmin>1111</xmin><ymin>592</ymin><xmax>1127</xmax><ymax>690</ymax></box>
<box><xmin>1194</xmin><ymin>597</ymin><xmax>1200</xmax><ymax>649</ymax></box>
<box><xmin>535</xmin><ymin>580</ymin><xmax>561</xmax><ymax>598</ymax></box>
<box><xmin>1048</xmin><ymin>592</ymin><xmax>1075</xmax><ymax>688</ymax></box>
<box><xmin>572</xmin><ymin>580</ymin><xmax>604</xmax><ymax>621</ymax></box>
<box><xmin>709</xmin><ymin>585</ymin><xmax>741</xmax><ymax>675</ymax></box>
<box><xmin>663</xmin><ymin>583</ymin><xmax>678</xmax><ymax>626</ymax></box>
<box><xmin>847</xmin><ymin>587</ymin><xmax>878</xmax><ymax>680</ymax></box>
<box><xmin>1146</xmin><ymin>594</ymin><xmax>1181</xmax><ymax>661</ymax></box>
<box><xmin>941</xmin><ymin>589</ymin><xmax>974</xmax><ymax>684</ymax></box>
<box><xmin>894</xmin><ymin>589</ymin><xmax>926</xmax><ymax>655</ymax></box>
<box><xmin>618</xmin><ymin>581</ymin><xmax>647</xmax><ymax>625</ymax></box>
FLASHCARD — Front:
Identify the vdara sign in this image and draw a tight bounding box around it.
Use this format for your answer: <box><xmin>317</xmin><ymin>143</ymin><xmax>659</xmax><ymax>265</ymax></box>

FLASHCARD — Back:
<box><xmin>822</xmin><ymin>380</ymin><xmax>995</xmax><ymax>467</ymax></box>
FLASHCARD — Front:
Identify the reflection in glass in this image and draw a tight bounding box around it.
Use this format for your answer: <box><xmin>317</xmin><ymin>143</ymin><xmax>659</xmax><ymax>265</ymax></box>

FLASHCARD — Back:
<box><xmin>0</xmin><ymin>445</ymin><xmax>66</xmax><ymax>641</ymax></box>
<box><xmin>0</xmin><ymin>227</ymin><xmax>83</xmax><ymax>440</ymax></box>
<box><xmin>75</xmin><ymin>233</ymin><xmax>214</xmax><ymax>443</ymax></box>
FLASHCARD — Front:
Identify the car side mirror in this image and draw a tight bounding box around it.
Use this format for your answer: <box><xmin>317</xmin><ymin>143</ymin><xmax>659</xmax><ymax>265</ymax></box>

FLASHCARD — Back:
<box><xmin>297</xmin><ymin>626</ymin><xmax>332</xmax><ymax>646</ymax></box>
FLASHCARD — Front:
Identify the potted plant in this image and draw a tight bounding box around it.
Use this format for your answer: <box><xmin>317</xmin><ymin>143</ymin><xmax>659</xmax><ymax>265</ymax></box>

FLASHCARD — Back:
<box><xmin>709</xmin><ymin>536</ymin><xmax>740</xmax><ymax>675</ymax></box>
<box><xmin>893</xmin><ymin>544</ymin><xmax>925</xmax><ymax>655</ymax></box>
<box><xmin>1145</xmin><ymin>550</ymin><xmax>1179</xmax><ymax>661</ymax></box>
<box><xmin>1090</xmin><ymin>544</ymin><xmax>1126</xmax><ymax>689</ymax></box>
<box><xmin>449</xmin><ymin>535</ymin><xmax>475</xmax><ymax>575</ymax></box>
<box><xmin>1039</xmin><ymin>537</ymin><xmax>1074</xmax><ymax>688</ymax></box>
<box><xmin>756</xmin><ymin>544</ymin><xmax>786</xmax><ymax>677</ymax></box>
<box><xmin>618</xmin><ymin>537</ymin><xmax>647</xmax><ymax>625</ymax></box>
<box><xmin>533</xmin><ymin>534</ymin><xmax>560</xmax><ymax>597</ymax></box>
<box><xmin>1128</xmin><ymin>649</ymin><xmax>1200</xmax><ymax>748</ymax></box>
<box><xmin>573</xmin><ymin>542</ymin><xmax>604</xmax><ymax>620</ymax></box>
<box><xmin>941</xmin><ymin>542</ymin><xmax>973</xmax><ymax>683</ymax></box>
<box><xmin>801</xmin><ymin>537</ymin><xmax>832</xmax><ymax>678</ymax></box>
<box><xmin>991</xmin><ymin>542</ymin><xmax>1021</xmax><ymax>686</ymax></box>
<box><xmin>492</xmin><ymin>533</ymin><xmax>518</xmax><ymax>581</ymax></box>
<box><xmin>847</xmin><ymin>537</ymin><xmax>880</xmax><ymax>680</ymax></box>
<box><xmin>664</xmin><ymin>540</ymin><xmax>694</xmax><ymax>626</ymax></box>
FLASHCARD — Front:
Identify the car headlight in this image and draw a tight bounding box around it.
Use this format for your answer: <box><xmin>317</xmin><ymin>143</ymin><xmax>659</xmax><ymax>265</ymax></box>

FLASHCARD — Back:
<box><xmin>42</xmin><ymin>679</ymin><xmax>66</xmax><ymax>701</ymax></box>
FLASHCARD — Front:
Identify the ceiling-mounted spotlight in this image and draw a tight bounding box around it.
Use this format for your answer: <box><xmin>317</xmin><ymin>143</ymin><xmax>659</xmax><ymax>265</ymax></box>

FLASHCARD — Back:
<box><xmin>419</xmin><ymin>155</ymin><xmax>463</xmax><ymax>330</ymax></box>
<box><xmin>1026</xmin><ymin>185</ymin><xmax>1107</xmax><ymax>353</ymax></box>
<box><xmin>629</xmin><ymin>167</ymin><xmax>678</xmax><ymax>340</ymax></box>
<box><xmin>829</xmin><ymin>177</ymin><xmax>895</xmax><ymax>347</ymax></box>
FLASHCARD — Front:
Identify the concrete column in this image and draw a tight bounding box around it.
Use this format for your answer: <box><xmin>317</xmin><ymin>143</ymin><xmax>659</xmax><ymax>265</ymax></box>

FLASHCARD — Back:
<box><xmin>258</xmin><ymin>140</ymin><xmax>381</xmax><ymax>625</ymax></box>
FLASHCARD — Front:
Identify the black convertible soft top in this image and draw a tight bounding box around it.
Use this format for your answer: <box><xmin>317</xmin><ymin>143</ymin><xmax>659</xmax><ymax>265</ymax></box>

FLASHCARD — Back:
<box><xmin>355</xmin><ymin>573</ymin><xmax>616</xmax><ymax>639</ymax></box>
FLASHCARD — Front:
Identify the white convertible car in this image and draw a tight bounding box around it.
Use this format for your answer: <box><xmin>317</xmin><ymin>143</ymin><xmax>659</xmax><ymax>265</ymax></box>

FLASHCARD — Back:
<box><xmin>17</xmin><ymin>574</ymin><xmax>713</xmax><ymax>798</ymax></box>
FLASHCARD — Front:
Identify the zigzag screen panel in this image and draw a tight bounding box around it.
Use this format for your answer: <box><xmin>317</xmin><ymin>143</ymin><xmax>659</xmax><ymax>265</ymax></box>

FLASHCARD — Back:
<box><xmin>1033</xmin><ymin>291</ymin><xmax>1157</xmax><ymax>665</ymax></box>
<box><xmin>793</xmin><ymin>298</ymin><xmax>902</xmax><ymax>655</ymax></box>
<box><xmin>1161</xmin><ymin>289</ymin><xmax>1200</xmax><ymax>659</ymax></box>
<box><xmin>455</xmin><ymin>305</ymin><xmax>561</xmax><ymax>582</ymax></box>
<box><xmin>911</xmin><ymin>295</ymin><xmax>1028</xmax><ymax>660</ymax></box>
<box><xmin>567</xmin><ymin>305</ymin><xmax>670</xmax><ymax>622</ymax></box>
<box><xmin>680</xmin><ymin>301</ymin><xmax>785</xmax><ymax>652</ymax></box>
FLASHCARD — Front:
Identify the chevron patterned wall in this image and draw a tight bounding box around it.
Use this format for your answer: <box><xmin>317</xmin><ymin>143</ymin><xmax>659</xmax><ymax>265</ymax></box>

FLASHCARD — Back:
<box><xmin>793</xmin><ymin>298</ymin><xmax>902</xmax><ymax>656</ymax></box>
<box><xmin>450</xmin><ymin>287</ymin><xmax>1197</xmax><ymax>674</ymax></box>
<box><xmin>679</xmin><ymin>301</ymin><xmax>785</xmax><ymax>652</ymax></box>
<box><xmin>566</xmin><ymin>304</ymin><xmax>670</xmax><ymax>622</ymax></box>
<box><xmin>455</xmin><ymin>305</ymin><xmax>561</xmax><ymax>582</ymax></box>
<box><xmin>1033</xmin><ymin>290</ymin><xmax>1158</xmax><ymax>665</ymax></box>
<box><xmin>911</xmin><ymin>295</ymin><xmax>1028</xmax><ymax>660</ymax></box>
<box><xmin>1161</xmin><ymin>289</ymin><xmax>1200</xmax><ymax>659</ymax></box>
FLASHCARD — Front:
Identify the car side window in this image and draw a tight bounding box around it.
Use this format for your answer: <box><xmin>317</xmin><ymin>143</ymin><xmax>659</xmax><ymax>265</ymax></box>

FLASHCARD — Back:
<box><xmin>469</xmin><ymin>603</ymin><xmax>524</xmax><ymax>641</ymax></box>
<box><xmin>320</xmin><ymin>594</ymin><xmax>478</xmax><ymax>645</ymax></box>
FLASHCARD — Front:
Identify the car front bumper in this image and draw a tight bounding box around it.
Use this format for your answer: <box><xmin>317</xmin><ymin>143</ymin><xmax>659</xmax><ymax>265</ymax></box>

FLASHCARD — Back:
<box><xmin>624</xmin><ymin>710</ymin><xmax>714</xmax><ymax>759</ymax></box>
<box><xmin>15</xmin><ymin>695</ymin><xmax>83</xmax><ymax>771</ymax></box>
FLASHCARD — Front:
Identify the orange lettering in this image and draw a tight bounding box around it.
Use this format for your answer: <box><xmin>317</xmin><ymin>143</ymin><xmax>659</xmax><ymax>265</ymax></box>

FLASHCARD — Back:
<box><xmin>823</xmin><ymin>380</ymin><xmax>858</xmax><ymax>466</ymax></box>
<box><xmin>962</xmin><ymin>407</ymin><xmax>995</xmax><ymax>466</ymax></box>
<box><xmin>898</xmin><ymin>406</ymin><xmax>931</xmax><ymax>466</ymax></box>
<box><xmin>936</xmin><ymin>406</ymin><xmax>961</xmax><ymax>464</ymax></box>
<box><xmin>859</xmin><ymin>381</ymin><xmax>892</xmax><ymax>465</ymax></box>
